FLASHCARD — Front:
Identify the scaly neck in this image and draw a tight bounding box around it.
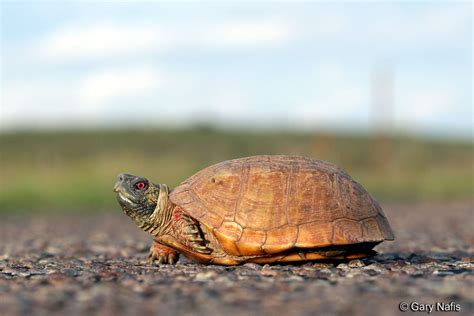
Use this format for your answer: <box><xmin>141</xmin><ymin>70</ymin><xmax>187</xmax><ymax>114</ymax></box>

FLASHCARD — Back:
<box><xmin>142</xmin><ymin>184</ymin><xmax>175</xmax><ymax>237</ymax></box>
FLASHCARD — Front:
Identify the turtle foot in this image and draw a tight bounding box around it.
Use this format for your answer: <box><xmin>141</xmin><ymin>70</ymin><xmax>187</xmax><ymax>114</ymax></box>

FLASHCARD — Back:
<box><xmin>148</xmin><ymin>240</ymin><xmax>179</xmax><ymax>265</ymax></box>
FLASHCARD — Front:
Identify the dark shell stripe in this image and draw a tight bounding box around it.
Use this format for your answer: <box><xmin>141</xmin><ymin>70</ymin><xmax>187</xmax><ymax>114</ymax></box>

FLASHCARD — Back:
<box><xmin>170</xmin><ymin>155</ymin><xmax>393</xmax><ymax>256</ymax></box>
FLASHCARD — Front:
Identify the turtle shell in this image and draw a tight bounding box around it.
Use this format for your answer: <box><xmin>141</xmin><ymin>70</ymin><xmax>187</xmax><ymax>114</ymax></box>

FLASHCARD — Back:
<box><xmin>170</xmin><ymin>155</ymin><xmax>394</xmax><ymax>257</ymax></box>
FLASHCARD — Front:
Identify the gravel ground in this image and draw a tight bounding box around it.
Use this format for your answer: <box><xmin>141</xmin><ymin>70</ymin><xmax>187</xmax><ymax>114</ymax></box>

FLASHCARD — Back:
<box><xmin>1</xmin><ymin>201</ymin><xmax>473</xmax><ymax>316</ymax></box>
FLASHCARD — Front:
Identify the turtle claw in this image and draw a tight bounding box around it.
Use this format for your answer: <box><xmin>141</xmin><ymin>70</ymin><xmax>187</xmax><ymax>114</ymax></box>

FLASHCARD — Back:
<box><xmin>148</xmin><ymin>241</ymin><xmax>179</xmax><ymax>265</ymax></box>
<box><xmin>148</xmin><ymin>251</ymin><xmax>158</xmax><ymax>264</ymax></box>
<box><xmin>148</xmin><ymin>250</ymin><xmax>178</xmax><ymax>265</ymax></box>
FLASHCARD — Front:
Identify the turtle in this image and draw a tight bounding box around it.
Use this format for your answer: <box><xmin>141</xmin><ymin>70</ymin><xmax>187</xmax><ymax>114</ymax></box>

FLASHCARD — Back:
<box><xmin>114</xmin><ymin>155</ymin><xmax>394</xmax><ymax>265</ymax></box>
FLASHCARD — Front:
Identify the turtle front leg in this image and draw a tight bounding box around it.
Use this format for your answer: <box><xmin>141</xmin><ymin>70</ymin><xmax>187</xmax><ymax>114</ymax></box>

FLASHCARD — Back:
<box><xmin>148</xmin><ymin>239</ymin><xmax>179</xmax><ymax>264</ymax></box>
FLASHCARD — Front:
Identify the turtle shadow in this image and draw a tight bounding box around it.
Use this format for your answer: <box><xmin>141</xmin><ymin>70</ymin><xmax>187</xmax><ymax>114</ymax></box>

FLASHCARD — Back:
<box><xmin>366</xmin><ymin>250</ymin><xmax>473</xmax><ymax>264</ymax></box>
<box><xmin>239</xmin><ymin>250</ymin><xmax>473</xmax><ymax>267</ymax></box>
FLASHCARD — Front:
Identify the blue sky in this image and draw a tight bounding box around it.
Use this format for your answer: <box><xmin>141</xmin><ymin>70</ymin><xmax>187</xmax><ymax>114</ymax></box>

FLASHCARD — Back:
<box><xmin>1</xmin><ymin>1</ymin><xmax>472</xmax><ymax>137</ymax></box>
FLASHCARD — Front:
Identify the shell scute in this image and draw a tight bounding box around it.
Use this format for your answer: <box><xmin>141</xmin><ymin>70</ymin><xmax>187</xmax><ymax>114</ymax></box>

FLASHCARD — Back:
<box><xmin>376</xmin><ymin>213</ymin><xmax>395</xmax><ymax>240</ymax></box>
<box><xmin>199</xmin><ymin>208</ymin><xmax>224</xmax><ymax>228</ymax></box>
<box><xmin>332</xmin><ymin>219</ymin><xmax>364</xmax><ymax>244</ymax></box>
<box><xmin>192</xmin><ymin>168</ymin><xmax>242</xmax><ymax>221</ymax></box>
<box><xmin>235</xmin><ymin>228</ymin><xmax>266</xmax><ymax>256</ymax></box>
<box><xmin>213</xmin><ymin>229</ymin><xmax>240</xmax><ymax>256</ymax></box>
<box><xmin>337</xmin><ymin>175</ymin><xmax>378</xmax><ymax>220</ymax></box>
<box><xmin>361</xmin><ymin>218</ymin><xmax>384</xmax><ymax>241</ymax></box>
<box><xmin>287</xmin><ymin>170</ymin><xmax>343</xmax><ymax>225</ymax></box>
<box><xmin>296</xmin><ymin>221</ymin><xmax>333</xmax><ymax>248</ymax></box>
<box><xmin>219</xmin><ymin>221</ymin><xmax>243</xmax><ymax>241</ymax></box>
<box><xmin>234</xmin><ymin>163</ymin><xmax>288</xmax><ymax>229</ymax></box>
<box><xmin>262</xmin><ymin>225</ymin><xmax>298</xmax><ymax>254</ymax></box>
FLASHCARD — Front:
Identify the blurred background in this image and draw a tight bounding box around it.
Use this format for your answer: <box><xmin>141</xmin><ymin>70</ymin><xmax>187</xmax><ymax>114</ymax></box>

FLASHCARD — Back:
<box><xmin>0</xmin><ymin>1</ymin><xmax>472</xmax><ymax>213</ymax></box>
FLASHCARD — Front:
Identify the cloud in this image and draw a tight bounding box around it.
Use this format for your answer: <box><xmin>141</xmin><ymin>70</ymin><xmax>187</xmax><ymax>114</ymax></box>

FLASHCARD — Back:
<box><xmin>201</xmin><ymin>19</ymin><xmax>293</xmax><ymax>49</ymax></box>
<box><xmin>78</xmin><ymin>66</ymin><xmax>162</xmax><ymax>107</ymax></box>
<box><xmin>1</xmin><ymin>65</ymin><xmax>164</xmax><ymax>129</ymax></box>
<box><xmin>39</xmin><ymin>22</ymin><xmax>162</xmax><ymax>61</ymax></box>
<box><xmin>37</xmin><ymin>18</ymin><xmax>294</xmax><ymax>62</ymax></box>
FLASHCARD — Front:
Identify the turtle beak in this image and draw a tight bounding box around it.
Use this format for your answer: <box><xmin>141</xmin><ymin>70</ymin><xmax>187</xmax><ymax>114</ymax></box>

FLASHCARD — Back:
<box><xmin>114</xmin><ymin>173</ymin><xmax>127</xmax><ymax>192</ymax></box>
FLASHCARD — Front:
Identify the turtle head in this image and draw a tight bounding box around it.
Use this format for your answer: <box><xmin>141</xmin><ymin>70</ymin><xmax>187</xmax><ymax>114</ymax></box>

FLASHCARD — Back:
<box><xmin>114</xmin><ymin>173</ymin><xmax>161</xmax><ymax>230</ymax></box>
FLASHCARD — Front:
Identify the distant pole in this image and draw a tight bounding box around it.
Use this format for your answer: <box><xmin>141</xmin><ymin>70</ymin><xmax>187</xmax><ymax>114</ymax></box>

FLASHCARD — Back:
<box><xmin>370</xmin><ymin>66</ymin><xmax>394</xmax><ymax>170</ymax></box>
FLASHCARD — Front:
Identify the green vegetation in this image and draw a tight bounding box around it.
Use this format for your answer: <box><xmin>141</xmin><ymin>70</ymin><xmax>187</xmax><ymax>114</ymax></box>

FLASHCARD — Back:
<box><xmin>1</xmin><ymin>128</ymin><xmax>472</xmax><ymax>213</ymax></box>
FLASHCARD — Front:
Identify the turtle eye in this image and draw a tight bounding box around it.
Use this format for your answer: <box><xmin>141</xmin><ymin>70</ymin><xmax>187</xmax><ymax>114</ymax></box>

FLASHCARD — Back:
<box><xmin>134</xmin><ymin>181</ymin><xmax>147</xmax><ymax>191</ymax></box>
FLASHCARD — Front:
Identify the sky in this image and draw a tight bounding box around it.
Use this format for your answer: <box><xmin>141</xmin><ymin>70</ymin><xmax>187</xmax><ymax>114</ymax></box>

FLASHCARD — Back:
<box><xmin>1</xmin><ymin>1</ymin><xmax>472</xmax><ymax>137</ymax></box>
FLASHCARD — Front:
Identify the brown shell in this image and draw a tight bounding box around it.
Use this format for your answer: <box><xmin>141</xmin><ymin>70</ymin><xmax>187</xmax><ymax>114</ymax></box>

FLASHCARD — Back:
<box><xmin>170</xmin><ymin>155</ymin><xmax>394</xmax><ymax>256</ymax></box>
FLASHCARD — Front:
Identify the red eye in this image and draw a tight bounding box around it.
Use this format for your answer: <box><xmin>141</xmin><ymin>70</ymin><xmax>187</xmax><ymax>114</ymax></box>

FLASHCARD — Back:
<box><xmin>134</xmin><ymin>181</ymin><xmax>146</xmax><ymax>190</ymax></box>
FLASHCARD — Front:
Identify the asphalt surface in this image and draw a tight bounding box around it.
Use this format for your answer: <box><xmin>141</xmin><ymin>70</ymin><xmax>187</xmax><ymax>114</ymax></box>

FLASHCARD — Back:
<box><xmin>1</xmin><ymin>200</ymin><xmax>473</xmax><ymax>316</ymax></box>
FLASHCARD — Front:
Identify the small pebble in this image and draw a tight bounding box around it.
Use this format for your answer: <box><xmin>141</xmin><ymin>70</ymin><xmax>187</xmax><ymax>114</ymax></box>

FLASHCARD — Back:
<box><xmin>363</xmin><ymin>263</ymin><xmax>386</xmax><ymax>274</ymax></box>
<box><xmin>261</xmin><ymin>265</ymin><xmax>278</xmax><ymax>277</ymax></box>
<box><xmin>194</xmin><ymin>271</ymin><xmax>217</xmax><ymax>281</ymax></box>
<box><xmin>348</xmin><ymin>260</ymin><xmax>365</xmax><ymax>268</ymax></box>
<box><xmin>242</xmin><ymin>263</ymin><xmax>261</xmax><ymax>270</ymax></box>
<box><xmin>336</xmin><ymin>263</ymin><xmax>350</xmax><ymax>271</ymax></box>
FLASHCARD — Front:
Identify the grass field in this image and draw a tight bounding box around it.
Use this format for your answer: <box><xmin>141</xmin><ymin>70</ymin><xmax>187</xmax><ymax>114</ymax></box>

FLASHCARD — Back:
<box><xmin>0</xmin><ymin>128</ymin><xmax>472</xmax><ymax>212</ymax></box>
